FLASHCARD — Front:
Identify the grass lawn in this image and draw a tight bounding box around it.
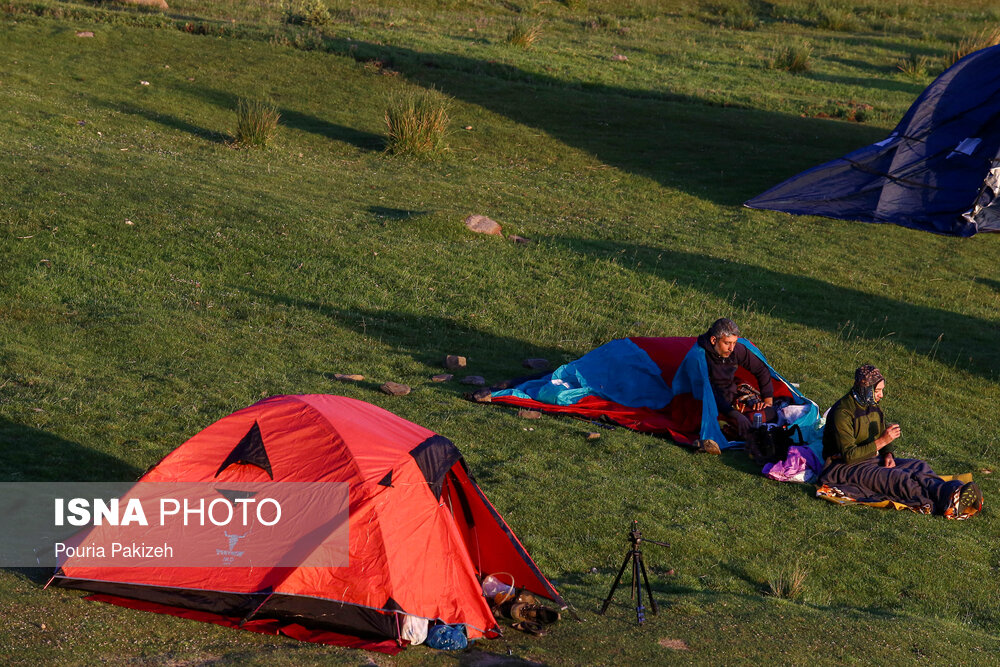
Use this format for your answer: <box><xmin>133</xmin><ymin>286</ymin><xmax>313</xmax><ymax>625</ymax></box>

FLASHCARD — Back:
<box><xmin>1</xmin><ymin>0</ymin><xmax>999</xmax><ymax>663</ymax></box>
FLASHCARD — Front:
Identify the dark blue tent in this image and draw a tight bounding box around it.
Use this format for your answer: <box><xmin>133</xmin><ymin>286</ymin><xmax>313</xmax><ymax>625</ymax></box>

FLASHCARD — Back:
<box><xmin>745</xmin><ymin>45</ymin><xmax>1000</xmax><ymax>237</ymax></box>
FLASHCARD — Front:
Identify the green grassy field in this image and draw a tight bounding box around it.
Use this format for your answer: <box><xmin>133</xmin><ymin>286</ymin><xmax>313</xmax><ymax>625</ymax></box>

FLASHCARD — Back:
<box><xmin>2</xmin><ymin>0</ymin><xmax>999</xmax><ymax>663</ymax></box>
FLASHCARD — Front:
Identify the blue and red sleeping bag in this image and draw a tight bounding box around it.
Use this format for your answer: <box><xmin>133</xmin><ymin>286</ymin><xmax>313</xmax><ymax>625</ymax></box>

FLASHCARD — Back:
<box><xmin>491</xmin><ymin>337</ymin><xmax>819</xmax><ymax>450</ymax></box>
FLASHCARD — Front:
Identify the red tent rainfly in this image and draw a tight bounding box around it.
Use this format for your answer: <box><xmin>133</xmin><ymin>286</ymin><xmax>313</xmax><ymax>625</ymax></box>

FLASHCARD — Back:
<box><xmin>50</xmin><ymin>395</ymin><xmax>564</xmax><ymax>653</ymax></box>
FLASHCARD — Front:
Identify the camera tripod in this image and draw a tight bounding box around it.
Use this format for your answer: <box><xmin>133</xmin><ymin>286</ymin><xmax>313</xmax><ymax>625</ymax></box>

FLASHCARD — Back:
<box><xmin>599</xmin><ymin>520</ymin><xmax>669</xmax><ymax>625</ymax></box>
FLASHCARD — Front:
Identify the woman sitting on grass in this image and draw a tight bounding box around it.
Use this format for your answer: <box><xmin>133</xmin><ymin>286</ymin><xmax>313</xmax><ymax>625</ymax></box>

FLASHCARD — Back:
<box><xmin>818</xmin><ymin>365</ymin><xmax>982</xmax><ymax>519</ymax></box>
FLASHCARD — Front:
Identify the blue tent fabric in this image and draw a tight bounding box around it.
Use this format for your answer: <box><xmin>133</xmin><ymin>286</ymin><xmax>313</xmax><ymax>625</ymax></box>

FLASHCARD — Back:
<box><xmin>745</xmin><ymin>44</ymin><xmax>1000</xmax><ymax>236</ymax></box>
<box><xmin>493</xmin><ymin>338</ymin><xmax>672</xmax><ymax>408</ymax></box>
<box><xmin>494</xmin><ymin>338</ymin><xmax>824</xmax><ymax>452</ymax></box>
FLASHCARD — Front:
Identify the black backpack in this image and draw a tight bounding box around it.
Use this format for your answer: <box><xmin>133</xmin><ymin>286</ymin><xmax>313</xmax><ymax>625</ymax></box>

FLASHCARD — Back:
<box><xmin>746</xmin><ymin>424</ymin><xmax>804</xmax><ymax>464</ymax></box>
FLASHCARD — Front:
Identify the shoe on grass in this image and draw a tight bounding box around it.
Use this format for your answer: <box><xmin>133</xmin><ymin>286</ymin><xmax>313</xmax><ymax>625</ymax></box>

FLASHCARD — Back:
<box><xmin>957</xmin><ymin>482</ymin><xmax>983</xmax><ymax>518</ymax></box>
<box><xmin>945</xmin><ymin>482</ymin><xmax>983</xmax><ymax>519</ymax></box>
<box><xmin>510</xmin><ymin>603</ymin><xmax>560</xmax><ymax>626</ymax></box>
<box><xmin>696</xmin><ymin>439</ymin><xmax>721</xmax><ymax>455</ymax></box>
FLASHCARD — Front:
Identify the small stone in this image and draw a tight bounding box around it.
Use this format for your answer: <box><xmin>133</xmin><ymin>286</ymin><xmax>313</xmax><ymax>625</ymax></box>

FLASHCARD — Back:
<box><xmin>76</xmin><ymin>31</ymin><xmax>94</xmax><ymax>38</ymax></box>
<box><xmin>464</xmin><ymin>214</ymin><xmax>502</xmax><ymax>236</ymax></box>
<box><xmin>380</xmin><ymin>382</ymin><xmax>410</xmax><ymax>396</ymax></box>
<box><xmin>611</xmin><ymin>54</ymin><xmax>628</xmax><ymax>62</ymax></box>
<box><xmin>444</xmin><ymin>355</ymin><xmax>467</xmax><ymax>370</ymax></box>
<box><xmin>461</xmin><ymin>375</ymin><xmax>486</xmax><ymax>386</ymax></box>
<box><xmin>431</xmin><ymin>374</ymin><xmax>453</xmax><ymax>382</ymax></box>
<box><xmin>470</xmin><ymin>388</ymin><xmax>492</xmax><ymax>403</ymax></box>
<box><xmin>508</xmin><ymin>234</ymin><xmax>531</xmax><ymax>245</ymax></box>
<box><xmin>334</xmin><ymin>373</ymin><xmax>364</xmax><ymax>382</ymax></box>
<box><xmin>586</xmin><ymin>432</ymin><xmax>601</xmax><ymax>440</ymax></box>
<box><xmin>522</xmin><ymin>358</ymin><xmax>550</xmax><ymax>370</ymax></box>
<box><xmin>518</xmin><ymin>409</ymin><xmax>542</xmax><ymax>419</ymax></box>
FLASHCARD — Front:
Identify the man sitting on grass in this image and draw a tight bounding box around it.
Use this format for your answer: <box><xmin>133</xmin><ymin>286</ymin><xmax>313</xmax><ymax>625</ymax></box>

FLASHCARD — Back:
<box><xmin>695</xmin><ymin>317</ymin><xmax>778</xmax><ymax>453</ymax></box>
<box><xmin>819</xmin><ymin>365</ymin><xmax>983</xmax><ymax>519</ymax></box>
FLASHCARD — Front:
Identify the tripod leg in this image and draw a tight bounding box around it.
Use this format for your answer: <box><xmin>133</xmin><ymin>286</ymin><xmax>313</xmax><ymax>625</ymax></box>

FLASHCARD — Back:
<box><xmin>599</xmin><ymin>550</ymin><xmax>634</xmax><ymax>615</ymax></box>
<box><xmin>633</xmin><ymin>549</ymin><xmax>645</xmax><ymax>624</ymax></box>
<box><xmin>637</xmin><ymin>552</ymin><xmax>658</xmax><ymax>615</ymax></box>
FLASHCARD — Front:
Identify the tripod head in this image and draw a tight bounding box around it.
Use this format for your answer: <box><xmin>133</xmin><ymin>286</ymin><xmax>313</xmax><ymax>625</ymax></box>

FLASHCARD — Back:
<box><xmin>628</xmin><ymin>520</ymin><xmax>670</xmax><ymax>549</ymax></box>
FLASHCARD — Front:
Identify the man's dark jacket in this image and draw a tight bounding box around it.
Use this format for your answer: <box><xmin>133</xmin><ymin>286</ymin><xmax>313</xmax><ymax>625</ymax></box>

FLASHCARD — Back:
<box><xmin>696</xmin><ymin>334</ymin><xmax>773</xmax><ymax>417</ymax></box>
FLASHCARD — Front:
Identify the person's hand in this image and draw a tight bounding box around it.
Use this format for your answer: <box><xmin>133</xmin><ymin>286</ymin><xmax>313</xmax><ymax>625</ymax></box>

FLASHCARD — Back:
<box><xmin>882</xmin><ymin>452</ymin><xmax>896</xmax><ymax>468</ymax></box>
<box><xmin>876</xmin><ymin>423</ymin><xmax>901</xmax><ymax>450</ymax></box>
<box><xmin>751</xmin><ymin>397</ymin><xmax>773</xmax><ymax>411</ymax></box>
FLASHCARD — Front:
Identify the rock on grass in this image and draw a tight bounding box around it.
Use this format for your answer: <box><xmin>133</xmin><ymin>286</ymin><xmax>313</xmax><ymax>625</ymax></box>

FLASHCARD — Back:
<box><xmin>380</xmin><ymin>382</ymin><xmax>411</xmax><ymax>396</ymax></box>
<box><xmin>464</xmin><ymin>214</ymin><xmax>502</xmax><ymax>235</ymax></box>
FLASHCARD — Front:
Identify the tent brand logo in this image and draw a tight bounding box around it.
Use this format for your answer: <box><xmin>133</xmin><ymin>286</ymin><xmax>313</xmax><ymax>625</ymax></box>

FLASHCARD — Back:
<box><xmin>0</xmin><ymin>482</ymin><xmax>349</xmax><ymax>568</ymax></box>
<box><xmin>217</xmin><ymin>531</ymin><xmax>248</xmax><ymax>564</ymax></box>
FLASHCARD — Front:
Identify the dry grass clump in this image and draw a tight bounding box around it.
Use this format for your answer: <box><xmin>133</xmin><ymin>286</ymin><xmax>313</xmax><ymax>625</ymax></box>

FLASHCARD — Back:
<box><xmin>383</xmin><ymin>89</ymin><xmax>450</xmax><ymax>156</ymax></box>
<box><xmin>945</xmin><ymin>27</ymin><xmax>1000</xmax><ymax>69</ymax></box>
<box><xmin>766</xmin><ymin>561</ymin><xmax>808</xmax><ymax>601</ymax></box>
<box><xmin>232</xmin><ymin>98</ymin><xmax>280</xmax><ymax>149</ymax></box>
<box><xmin>505</xmin><ymin>18</ymin><xmax>543</xmax><ymax>49</ymax></box>
<box><xmin>769</xmin><ymin>43</ymin><xmax>812</xmax><ymax>73</ymax></box>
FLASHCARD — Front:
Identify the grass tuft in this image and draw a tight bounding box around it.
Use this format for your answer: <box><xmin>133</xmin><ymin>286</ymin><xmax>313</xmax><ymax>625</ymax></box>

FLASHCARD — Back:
<box><xmin>232</xmin><ymin>97</ymin><xmax>280</xmax><ymax>148</ymax></box>
<box><xmin>505</xmin><ymin>17</ymin><xmax>544</xmax><ymax>48</ymax></box>
<box><xmin>282</xmin><ymin>0</ymin><xmax>332</xmax><ymax>27</ymax></box>
<box><xmin>766</xmin><ymin>561</ymin><xmax>808</xmax><ymax>600</ymax></box>
<box><xmin>816</xmin><ymin>6</ymin><xmax>862</xmax><ymax>32</ymax></box>
<box><xmin>383</xmin><ymin>88</ymin><xmax>450</xmax><ymax>156</ymax></box>
<box><xmin>895</xmin><ymin>52</ymin><xmax>928</xmax><ymax>79</ymax></box>
<box><xmin>944</xmin><ymin>26</ymin><xmax>1000</xmax><ymax>69</ymax></box>
<box><xmin>711</xmin><ymin>2</ymin><xmax>761</xmax><ymax>31</ymax></box>
<box><xmin>769</xmin><ymin>43</ymin><xmax>812</xmax><ymax>73</ymax></box>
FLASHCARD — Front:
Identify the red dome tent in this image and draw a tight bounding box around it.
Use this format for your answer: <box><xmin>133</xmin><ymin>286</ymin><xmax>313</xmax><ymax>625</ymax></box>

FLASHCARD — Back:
<box><xmin>50</xmin><ymin>395</ymin><xmax>564</xmax><ymax>653</ymax></box>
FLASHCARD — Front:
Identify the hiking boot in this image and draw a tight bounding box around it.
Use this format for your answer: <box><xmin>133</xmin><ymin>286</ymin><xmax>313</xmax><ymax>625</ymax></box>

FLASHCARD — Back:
<box><xmin>957</xmin><ymin>482</ymin><xmax>983</xmax><ymax>518</ymax></box>
<box><xmin>945</xmin><ymin>482</ymin><xmax>983</xmax><ymax>519</ymax></box>
<box><xmin>696</xmin><ymin>439</ymin><xmax>721</xmax><ymax>455</ymax></box>
<box><xmin>510</xmin><ymin>602</ymin><xmax>560</xmax><ymax>626</ymax></box>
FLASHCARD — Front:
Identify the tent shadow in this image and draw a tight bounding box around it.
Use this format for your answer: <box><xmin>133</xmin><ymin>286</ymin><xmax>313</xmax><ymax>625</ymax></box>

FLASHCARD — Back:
<box><xmin>546</xmin><ymin>237</ymin><xmax>1000</xmax><ymax>382</ymax></box>
<box><xmin>0</xmin><ymin>418</ymin><xmax>142</xmax><ymax>483</ymax></box>
<box><xmin>0</xmin><ymin>420</ymin><xmax>141</xmax><ymax>587</ymax></box>
<box><xmin>183</xmin><ymin>37</ymin><xmax>884</xmax><ymax>205</ymax></box>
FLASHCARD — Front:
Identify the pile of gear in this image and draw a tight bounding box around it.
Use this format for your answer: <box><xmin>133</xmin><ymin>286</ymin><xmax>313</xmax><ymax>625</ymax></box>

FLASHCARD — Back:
<box><xmin>483</xmin><ymin>574</ymin><xmax>561</xmax><ymax>636</ymax></box>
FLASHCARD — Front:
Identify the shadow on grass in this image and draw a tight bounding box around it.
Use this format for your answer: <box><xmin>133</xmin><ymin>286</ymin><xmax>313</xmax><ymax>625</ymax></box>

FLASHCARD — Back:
<box><xmin>102</xmin><ymin>100</ymin><xmax>230</xmax><ymax>144</ymax></box>
<box><xmin>245</xmin><ymin>289</ymin><xmax>572</xmax><ymax>375</ymax></box>
<box><xmin>179</xmin><ymin>84</ymin><xmax>385</xmax><ymax>151</ymax></box>
<box><xmin>180</xmin><ymin>38</ymin><xmax>886</xmax><ymax>205</ymax></box>
<box><xmin>0</xmin><ymin>419</ymin><xmax>141</xmax><ymax>483</ymax></box>
<box><xmin>277</xmin><ymin>108</ymin><xmax>384</xmax><ymax>150</ymax></box>
<box><xmin>548</xmin><ymin>237</ymin><xmax>1000</xmax><ymax>381</ymax></box>
<box><xmin>368</xmin><ymin>206</ymin><xmax>431</xmax><ymax>220</ymax></box>
<box><xmin>976</xmin><ymin>277</ymin><xmax>1000</xmax><ymax>293</ymax></box>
